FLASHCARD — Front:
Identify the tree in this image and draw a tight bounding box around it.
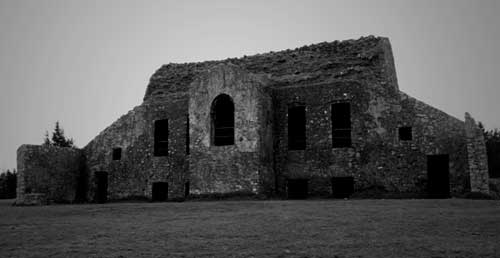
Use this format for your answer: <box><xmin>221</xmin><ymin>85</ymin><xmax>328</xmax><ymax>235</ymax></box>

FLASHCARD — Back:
<box><xmin>43</xmin><ymin>121</ymin><xmax>75</xmax><ymax>148</ymax></box>
<box><xmin>478</xmin><ymin>122</ymin><xmax>500</xmax><ymax>178</ymax></box>
<box><xmin>0</xmin><ymin>169</ymin><xmax>16</xmax><ymax>199</ymax></box>
<box><xmin>43</xmin><ymin>131</ymin><xmax>51</xmax><ymax>145</ymax></box>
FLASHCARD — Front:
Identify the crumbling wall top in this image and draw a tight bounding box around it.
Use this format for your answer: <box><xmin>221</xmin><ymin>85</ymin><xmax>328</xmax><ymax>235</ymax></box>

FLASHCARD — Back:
<box><xmin>465</xmin><ymin>112</ymin><xmax>490</xmax><ymax>194</ymax></box>
<box><xmin>144</xmin><ymin>36</ymin><xmax>397</xmax><ymax>100</ymax></box>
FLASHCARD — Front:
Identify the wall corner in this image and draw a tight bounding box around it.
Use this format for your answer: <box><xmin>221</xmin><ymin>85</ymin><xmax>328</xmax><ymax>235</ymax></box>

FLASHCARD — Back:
<box><xmin>464</xmin><ymin>112</ymin><xmax>490</xmax><ymax>194</ymax></box>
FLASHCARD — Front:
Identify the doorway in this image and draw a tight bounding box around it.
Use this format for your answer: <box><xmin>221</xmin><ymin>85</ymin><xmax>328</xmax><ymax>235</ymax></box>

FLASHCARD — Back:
<box><xmin>427</xmin><ymin>155</ymin><xmax>450</xmax><ymax>198</ymax></box>
<box><xmin>331</xmin><ymin>177</ymin><xmax>354</xmax><ymax>198</ymax></box>
<box><xmin>287</xmin><ymin>179</ymin><xmax>308</xmax><ymax>199</ymax></box>
<box><xmin>94</xmin><ymin>171</ymin><xmax>108</xmax><ymax>203</ymax></box>
<box><xmin>152</xmin><ymin>182</ymin><xmax>169</xmax><ymax>201</ymax></box>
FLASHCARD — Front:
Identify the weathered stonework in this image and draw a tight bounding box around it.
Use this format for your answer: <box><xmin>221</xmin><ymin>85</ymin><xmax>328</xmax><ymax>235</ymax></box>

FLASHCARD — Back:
<box><xmin>83</xmin><ymin>93</ymin><xmax>189</xmax><ymax>200</ymax></box>
<box><xmin>465</xmin><ymin>113</ymin><xmax>490</xmax><ymax>194</ymax></box>
<box><xmin>16</xmin><ymin>145</ymin><xmax>85</xmax><ymax>204</ymax></box>
<box><xmin>188</xmin><ymin>64</ymin><xmax>273</xmax><ymax>195</ymax></box>
<box><xmin>16</xmin><ymin>36</ymin><xmax>490</xmax><ymax>202</ymax></box>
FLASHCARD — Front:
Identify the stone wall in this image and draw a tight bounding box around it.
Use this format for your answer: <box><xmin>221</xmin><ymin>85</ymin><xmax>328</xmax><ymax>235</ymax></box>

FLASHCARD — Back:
<box><xmin>72</xmin><ymin>35</ymin><xmax>475</xmax><ymax>200</ymax></box>
<box><xmin>273</xmin><ymin>81</ymin><xmax>371</xmax><ymax>195</ymax></box>
<box><xmin>145</xmin><ymin>36</ymin><xmax>399</xmax><ymax>100</ymax></box>
<box><xmin>16</xmin><ymin>144</ymin><xmax>85</xmax><ymax>204</ymax></box>
<box><xmin>271</xmin><ymin>85</ymin><xmax>469</xmax><ymax>197</ymax></box>
<box><xmin>395</xmin><ymin>93</ymin><xmax>469</xmax><ymax>195</ymax></box>
<box><xmin>188</xmin><ymin>64</ymin><xmax>274</xmax><ymax>195</ymax></box>
<box><xmin>465</xmin><ymin>112</ymin><xmax>490</xmax><ymax>194</ymax></box>
<box><xmin>84</xmin><ymin>92</ymin><xmax>189</xmax><ymax>201</ymax></box>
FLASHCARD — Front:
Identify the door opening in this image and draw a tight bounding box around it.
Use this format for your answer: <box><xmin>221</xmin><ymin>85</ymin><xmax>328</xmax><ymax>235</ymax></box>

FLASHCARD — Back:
<box><xmin>94</xmin><ymin>171</ymin><xmax>108</xmax><ymax>203</ymax></box>
<box><xmin>152</xmin><ymin>182</ymin><xmax>169</xmax><ymax>201</ymax></box>
<box><xmin>331</xmin><ymin>177</ymin><xmax>354</xmax><ymax>198</ymax></box>
<box><xmin>427</xmin><ymin>155</ymin><xmax>450</xmax><ymax>198</ymax></box>
<box><xmin>287</xmin><ymin>179</ymin><xmax>308</xmax><ymax>199</ymax></box>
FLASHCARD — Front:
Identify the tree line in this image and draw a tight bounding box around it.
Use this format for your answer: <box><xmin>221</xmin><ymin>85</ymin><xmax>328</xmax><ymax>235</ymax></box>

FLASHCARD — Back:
<box><xmin>0</xmin><ymin>169</ymin><xmax>16</xmax><ymax>199</ymax></box>
<box><xmin>43</xmin><ymin>121</ymin><xmax>75</xmax><ymax>147</ymax></box>
<box><xmin>479</xmin><ymin>123</ymin><xmax>500</xmax><ymax>178</ymax></box>
<box><xmin>0</xmin><ymin>121</ymin><xmax>76</xmax><ymax>199</ymax></box>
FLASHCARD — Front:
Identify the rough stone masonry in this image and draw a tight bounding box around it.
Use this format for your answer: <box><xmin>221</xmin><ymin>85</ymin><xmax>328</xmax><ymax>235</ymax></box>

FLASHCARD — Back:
<box><xmin>16</xmin><ymin>36</ymin><xmax>489</xmax><ymax>204</ymax></box>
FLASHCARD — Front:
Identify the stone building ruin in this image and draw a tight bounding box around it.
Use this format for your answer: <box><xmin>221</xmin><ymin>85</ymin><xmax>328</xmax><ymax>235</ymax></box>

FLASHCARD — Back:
<box><xmin>16</xmin><ymin>36</ymin><xmax>490</xmax><ymax>204</ymax></box>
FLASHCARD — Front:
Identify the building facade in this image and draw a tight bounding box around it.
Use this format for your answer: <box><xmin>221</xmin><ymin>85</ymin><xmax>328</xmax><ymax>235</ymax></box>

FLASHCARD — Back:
<box><xmin>16</xmin><ymin>36</ymin><xmax>490</xmax><ymax>204</ymax></box>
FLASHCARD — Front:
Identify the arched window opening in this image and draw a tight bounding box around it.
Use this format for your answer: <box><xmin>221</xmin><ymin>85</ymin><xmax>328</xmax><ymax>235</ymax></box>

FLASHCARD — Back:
<box><xmin>211</xmin><ymin>94</ymin><xmax>235</xmax><ymax>146</ymax></box>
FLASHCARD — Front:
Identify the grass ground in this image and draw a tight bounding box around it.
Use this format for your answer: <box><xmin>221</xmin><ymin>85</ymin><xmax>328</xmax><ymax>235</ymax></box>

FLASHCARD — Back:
<box><xmin>0</xmin><ymin>198</ymin><xmax>499</xmax><ymax>258</ymax></box>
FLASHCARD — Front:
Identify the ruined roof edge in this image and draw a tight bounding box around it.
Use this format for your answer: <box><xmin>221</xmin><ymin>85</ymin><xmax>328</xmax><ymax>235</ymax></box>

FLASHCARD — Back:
<box><xmin>144</xmin><ymin>35</ymin><xmax>389</xmax><ymax>100</ymax></box>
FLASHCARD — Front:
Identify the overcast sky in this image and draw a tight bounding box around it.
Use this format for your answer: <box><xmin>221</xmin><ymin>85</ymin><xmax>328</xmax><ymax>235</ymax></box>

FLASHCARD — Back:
<box><xmin>0</xmin><ymin>0</ymin><xmax>499</xmax><ymax>171</ymax></box>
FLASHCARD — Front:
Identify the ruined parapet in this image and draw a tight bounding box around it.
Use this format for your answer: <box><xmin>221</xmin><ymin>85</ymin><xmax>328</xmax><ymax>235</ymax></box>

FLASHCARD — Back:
<box><xmin>464</xmin><ymin>113</ymin><xmax>490</xmax><ymax>194</ymax></box>
<box><xmin>16</xmin><ymin>144</ymin><xmax>85</xmax><ymax>205</ymax></box>
<box><xmin>145</xmin><ymin>36</ymin><xmax>398</xmax><ymax>100</ymax></box>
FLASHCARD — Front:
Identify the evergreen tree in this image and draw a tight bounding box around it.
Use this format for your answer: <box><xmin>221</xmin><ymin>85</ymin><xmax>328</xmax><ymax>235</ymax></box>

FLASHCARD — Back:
<box><xmin>478</xmin><ymin>122</ymin><xmax>486</xmax><ymax>138</ymax></box>
<box><xmin>43</xmin><ymin>131</ymin><xmax>51</xmax><ymax>145</ymax></box>
<box><xmin>478</xmin><ymin>122</ymin><xmax>500</xmax><ymax>178</ymax></box>
<box><xmin>0</xmin><ymin>169</ymin><xmax>16</xmax><ymax>199</ymax></box>
<box><xmin>43</xmin><ymin>121</ymin><xmax>75</xmax><ymax>148</ymax></box>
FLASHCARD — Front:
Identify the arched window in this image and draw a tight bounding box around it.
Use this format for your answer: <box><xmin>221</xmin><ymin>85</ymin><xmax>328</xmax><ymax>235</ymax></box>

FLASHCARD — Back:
<box><xmin>211</xmin><ymin>94</ymin><xmax>235</xmax><ymax>146</ymax></box>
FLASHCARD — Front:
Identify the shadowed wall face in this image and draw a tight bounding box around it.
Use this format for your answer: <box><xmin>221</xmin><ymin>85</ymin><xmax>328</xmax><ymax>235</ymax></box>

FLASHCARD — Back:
<box><xmin>16</xmin><ymin>145</ymin><xmax>85</xmax><ymax>204</ymax></box>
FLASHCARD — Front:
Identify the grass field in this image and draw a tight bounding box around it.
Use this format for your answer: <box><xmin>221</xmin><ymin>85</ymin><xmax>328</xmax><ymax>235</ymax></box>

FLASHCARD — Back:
<box><xmin>0</xmin><ymin>199</ymin><xmax>499</xmax><ymax>258</ymax></box>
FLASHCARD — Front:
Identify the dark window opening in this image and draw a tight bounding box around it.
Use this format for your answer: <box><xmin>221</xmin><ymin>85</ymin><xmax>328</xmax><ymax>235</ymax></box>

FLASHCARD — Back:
<box><xmin>331</xmin><ymin>177</ymin><xmax>354</xmax><ymax>198</ymax></box>
<box><xmin>211</xmin><ymin>94</ymin><xmax>235</xmax><ymax>146</ymax></box>
<box><xmin>186</xmin><ymin>115</ymin><xmax>190</xmax><ymax>155</ymax></box>
<box><xmin>427</xmin><ymin>155</ymin><xmax>450</xmax><ymax>198</ymax></box>
<box><xmin>288</xmin><ymin>106</ymin><xmax>306</xmax><ymax>150</ymax></box>
<box><xmin>332</xmin><ymin>103</ymin><xmax>352</xmax><ymax>148</ymax></box>
<box><xmin>94</xmin><ymin>171</ymin><xmax>108</xmax><ymax>203</ymax></box>
<box><xmin>112</xmin><ymin>148</ymin><xmax>122</xmax><ymax>160</ymax></box>
<box><xmin>287</xmin><ymin>179</ymin><xmax>308</xmax><ymax>199</ymax></box>
<box><xmin>399</xmin><ymin>127</ymin><xmax>413</xmax><ymax>141</ymax></box>
<box><xmin>152</xmin><ymin>182</ymin><xmax>168</xmax><ymax>201</ymax></box>
<box><xmin>184</xmin><ymin>181</ymin><xmax>190</xmax><ymax>198</ymax></box>
<box><xmin>154</xmin><ymin>119</ymin><xmax>169</xmax><ymax>156</ymax></box>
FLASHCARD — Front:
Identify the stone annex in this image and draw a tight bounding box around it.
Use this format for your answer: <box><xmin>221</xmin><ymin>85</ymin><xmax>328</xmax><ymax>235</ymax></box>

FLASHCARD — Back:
<box><xmin>16</xmin><ymin>36</ymin><xmax>490</xmax><ymax>205</ymax></box>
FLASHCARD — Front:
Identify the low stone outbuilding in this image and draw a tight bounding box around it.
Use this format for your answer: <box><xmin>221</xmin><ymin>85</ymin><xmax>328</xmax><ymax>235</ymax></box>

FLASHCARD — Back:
<box><xmin>16</xmin><ymin>36</ymin><xmax>489</xmax><ymax>204</ymax></box>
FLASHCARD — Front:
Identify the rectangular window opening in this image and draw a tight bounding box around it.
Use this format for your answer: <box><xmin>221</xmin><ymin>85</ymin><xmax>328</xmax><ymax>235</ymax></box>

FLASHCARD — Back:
<box><xmin>184</xmin><ymin>181</ymin><xmax>190</xmax><ymax>198</ymax></box>
<box><xmin>112</xmin><ymin>148</ymin><xmax>122</xmax><ymax>160</ymax></box>
<box><xmin>399</xmin><ymin>126</ymin><xmax>413</xmax><ymax>141</ymax></box>
<box><xmin>154</xmin><ymin>119</ymin><xmax>169</xmax><ymax>156</ymax></box>
<box><xmin>186</xmin><ymin>115</ymin><xmax>190</xmax><ymax>155</ymax></box>
<box><xmin>288</xmin><ymin>106</ymin><xmax>306</xmax><ymax>150</ymax></box>
<box><xmin>332</xmin><ymin>103</ymin><xmax>352</xmax><ymax>148</ymax></box>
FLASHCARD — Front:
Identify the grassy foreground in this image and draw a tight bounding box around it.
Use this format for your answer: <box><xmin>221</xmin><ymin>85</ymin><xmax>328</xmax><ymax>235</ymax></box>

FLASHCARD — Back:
<box><xmin>0</xmin><ymin>199</ymin><xmax>499</xmax><ymax>258</ymax></box>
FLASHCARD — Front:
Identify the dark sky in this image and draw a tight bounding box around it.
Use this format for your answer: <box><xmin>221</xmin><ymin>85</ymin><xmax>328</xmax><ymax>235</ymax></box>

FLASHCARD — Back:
<box><xmin>0</xmin><ymin>0</ymin><xmax>499</xmax><ymax>170</ymax></box>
